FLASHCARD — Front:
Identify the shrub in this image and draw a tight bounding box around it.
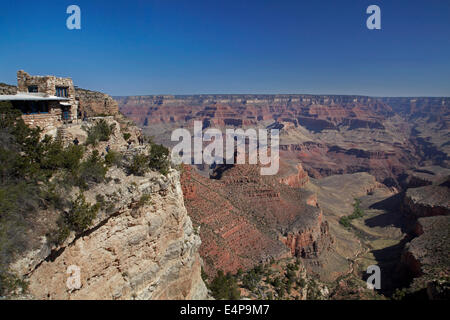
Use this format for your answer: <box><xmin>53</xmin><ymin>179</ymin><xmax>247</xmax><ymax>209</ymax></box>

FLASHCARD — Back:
<box><xmin>201</xmin><ymin>268</ymin><xmax>208</xmax><ymax>282</ymax></box>
<box><xmin>127</xmin><ymin>143</ymin><xmax>170</xmax><ymax>176</ymax></box>
<box><xmin>339</xmin><ymin>199</ymin><xmax>364</xmax><ymax>227</ymax></box>
<box><xmin>296</xmin><ymin>278</ymin><xmax>306</xmax><ymax>288</ymax></box>
<box><xmin>209</xmin><ymin>270</ymin><xmax>241</xmax><ymax>300</ymax></box>
<box><xmin>123</xmin><ymin>132</ymin><xmax>131</xmax><ymax>141</ymax></box>
<box><xmin>65</xmin><ymin>193</ymin><xmax>99</xmax><ymax>234</ymax></box>
<box><xmin>392</xmin><ymin>288</ymin><xmax>407</xmax><ymax>300</ymax></box>
<box><xmin>105</xmin><ymin>150</ymin><xmax>122</xmax><ymax>167</ymax></box>
<box><xmin>0</xmin><ymin>102</ymin><xmax>108</xmax><ymax>293</ymax></box>
<box><xmin>128</xmin><ymin>152</ymin><xmax>149</xmax><ymax>176</ymax></box>
<box><xmin>138</xmin><ymin>193</ymin><xmax>152</xmax><ymax>206</ymax></box>
<box><xmin>148</xmin><ymin>143</ymin><xmax>170</xmax><ymax>175</ymax></box>
<box><xmin>0</xmin><ymin>271</ymin><xmax>28</xmax><ymax>296</ymax></box>
<box><xmin>76</xmin><ymin>150</ymin><xmax>108</xmax><ymax>189</ymax></box>
<box><xmin>242</xmin><ymin>267</ymin><xmax>263</xmax><ymax>291</ymax></box>
<box><xmin>286</xmin><ymin>269</ymin><xmax>296</xmax><ymax>283</ymax></box>
<box><xmin>86</xmin><ymin>119</ymin><xmax>115</xmax><ymax>146</ymax></box>
<box><xmin>339</xmin><ymin>216</ymin><xmax>351</xmax><ymax>228</ymax></box>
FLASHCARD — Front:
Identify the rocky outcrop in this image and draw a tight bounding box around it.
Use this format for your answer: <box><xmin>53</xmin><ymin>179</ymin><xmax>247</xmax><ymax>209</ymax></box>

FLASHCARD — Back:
<box><xmin>399</xmin><ymin>176</ymin><xmax>450</xmax><ymax>297</ymax></box>
<box><xmin>403</xmin><ymin>184</ymin><xmax>450</xmax><ymax>218</ymax></box>
<box><xmin>76</xmin><ymin>88</ymin><xmax>119</xmax><ymax>117</ymax></box>
<box><xmin>401</xmin><ymin>215</ymin><xmax>450</xmax><ymax>294</ymax></box>
<box><xmin>8</xmin><ymin>118</ymin><xmax>208</xmax><ymax>300</ymax></box>
<box><xmin>279</xmin><ymin>163</ymin><xmax>310</xmax><ymax>188</ymax></box>
<box><xmin>400</xmin><ymin>166</ymin><xmax>450</xmax><ymax>189</ymax></box>
<box><xmin>281</xmin><ymin>209</ymin><xmax>333</xmax><ymax>258</ymax></box>
<box><xmin>181</xmin><ymin>163</ymin><xmax>333</xmax><ymax>278</ymax></box>
<box><xmin>0</xmin><ymin>83</ymin><xmax>17</xmax><ymax>95</ymax></box>
<box><xmin>17</xmin><ymin>170</ymin><xmax>207</xmax><ymax>300</ymax></box>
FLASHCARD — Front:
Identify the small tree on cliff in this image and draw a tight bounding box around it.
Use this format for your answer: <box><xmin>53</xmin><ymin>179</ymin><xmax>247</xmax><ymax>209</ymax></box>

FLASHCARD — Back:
<box><xmin>209</xmin><ymin>270</ymin><xmax>241</xmax><ymax>300</ymax></box>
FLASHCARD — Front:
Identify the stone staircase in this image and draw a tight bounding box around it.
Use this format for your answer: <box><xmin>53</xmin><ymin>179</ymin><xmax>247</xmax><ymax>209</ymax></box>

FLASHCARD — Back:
<box><xmin>57</xmin><ymin>126</ymin><xmax>73</xmax><ymax>145</ymax></box>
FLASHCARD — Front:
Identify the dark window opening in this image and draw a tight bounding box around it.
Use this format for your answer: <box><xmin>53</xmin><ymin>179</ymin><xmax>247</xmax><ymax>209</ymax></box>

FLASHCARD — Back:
<box><xmin>55</xmin><ymin>86</ymin><xmax>68</xmax><ymax>97</ymax></box>
<box><xmin>12</xmin><ymin>101</ymin><xmax>49</xmax><ymax>114</ymax></box>
<box><xmin>28</xmin><ymin>85</ymin><xmax>38</xmax><ymax>93</ymax></box>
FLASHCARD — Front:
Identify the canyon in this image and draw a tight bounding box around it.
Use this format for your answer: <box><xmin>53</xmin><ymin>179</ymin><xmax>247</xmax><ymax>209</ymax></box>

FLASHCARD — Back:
<box><xmin>117</xmin><ymin>95</ymin><xmax>449</xmax><ymax>187</ymax></box>
<box><xmin>117</xmin><ymin>94</ymin><xmax>449</xmax><ymax>298</ymax></box>
<box><xmin>1</xmin><ymin>87</ymin><xmax>448</xmax><ymax>299</ymax></box>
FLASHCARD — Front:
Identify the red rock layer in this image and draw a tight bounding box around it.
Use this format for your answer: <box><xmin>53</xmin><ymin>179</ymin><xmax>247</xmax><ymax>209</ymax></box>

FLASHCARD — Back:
<box><xmin>117</xmin><ymin>95</ymin><xmax>392</xmax><ymax>130</ymax></box>
<box><xmin>181</xmin><ymin>163</ymin><xmax>333</xmax><ymax>277</ymax></box>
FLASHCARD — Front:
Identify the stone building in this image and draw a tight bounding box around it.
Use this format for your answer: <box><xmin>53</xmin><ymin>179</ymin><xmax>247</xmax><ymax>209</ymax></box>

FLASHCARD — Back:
<box><xmin>0</xmin><ymin>70</ymin><xmax>79</xmax><ymax>137</ymax></box>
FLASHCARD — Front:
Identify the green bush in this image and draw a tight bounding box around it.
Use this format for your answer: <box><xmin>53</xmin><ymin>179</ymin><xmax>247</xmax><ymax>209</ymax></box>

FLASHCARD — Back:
<box><xmin>86</xmin><ymin>119</ymin><xmax>115</xmax><ymax>146</ymax></box>
<box><xmin>201</xmin><ymin>267</ymin><xmax>208</xmax><ymax>282</ymax></box>
<box><xmin>242</xmin><ymin>266</ymin><xmax>263</xmax><ymax>291</ymax></box>
<box><xmin>339</xmin><ymin>199</ymin><xmax>364</xmax><ymax>227</ymax></box>
<box><xmin>138</xmin><ymin>193</ymin><xmax>152</xmax><ymax>206</ymax></box>
<box><xmin>65</xmin><ymin>193</ymin><xmax>99</xmax><ymax>234</ymax></box>
<box><xmin>126</xmin><ymin>143</ymin><xmax>170</xmax><ymax>176</ymax></box>
<box><xmin>128</xmin><ymin>152</ymin><xmax>149</xmax><ymax>176</ymax></box>
<box><xmin>123</xmin><ymin>132</ymin><xmax>131</xmax><ymax>141</ymax></box>
<box><xmin>0</xmin><ymin>102</ymin><xmax>112</xmax><ymax>294</ymax></box>
<box><xmin>76</xmin><ymin>150</ymin><xmax>108</xmax><ymax>189</ymax></box>
<box><xmin>148</xmin><ymin>143</ymin><xmax>170</xmax><ymax>175</ymax></box>
<box><xmin>209</xmin><ymin>270</ymin><xmax>241</xmax><ymax>300</ymax></box>
<box><xmin>105</xmin><ymin>150</ymin><xmax>122</xmax><ymax>167</ymax></box>
<box><xmin>0</xmin><ymin>271</ymin><xmax>28</xmax><ymax>296</ymax></box>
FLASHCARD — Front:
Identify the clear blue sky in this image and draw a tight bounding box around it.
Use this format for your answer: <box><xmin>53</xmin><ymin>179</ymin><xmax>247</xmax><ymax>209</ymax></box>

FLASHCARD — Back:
<box><xmin>0</xmin><ymin>0</ymin><xmax>449</xmax><ymax>96</ymax></box>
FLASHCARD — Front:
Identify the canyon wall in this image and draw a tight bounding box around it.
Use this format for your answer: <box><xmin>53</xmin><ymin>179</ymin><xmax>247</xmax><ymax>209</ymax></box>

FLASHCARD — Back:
<box><xmin>181</xmin><ymin>162</ymin><xmax>333</xmax><ymax>278</ymax></box>
<box><xmin>75</xmin><ymin>88</ymin><xmax>119</xmax><ymax>117</ymax></box>
<box><xmin>116</xmin><ymin>94</ymin><xmax>393</xmax><ymax>129</ymax></box>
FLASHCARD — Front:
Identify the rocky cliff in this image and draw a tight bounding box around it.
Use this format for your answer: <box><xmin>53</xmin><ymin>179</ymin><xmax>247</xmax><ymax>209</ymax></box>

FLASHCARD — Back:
<box><xmin>181</xmin><ymin>162</ymin><xmax>333</xmax><ymax>278</ymax></box>
<box><xmin>6</xmin><ymin>116</ymin><xmax>208</xmax><ymax>300</ymax></box>
<box><xmin>0</xmin><ymin>83</ymin><xmax>17</xmax><ymax>95</ymax></box>
<box><xmin>75</xmin><ymin>88</ymin><xmax>119</xmax><ymax>117</ymax></box>
<box><xmin>401</xmin><ymin>215</ymin><xmax>450</xmax><ymax>298</ymax></box>
<box><xmin>399</xmin><ymin>174</ymin><xmax>450</xmax><ymax>298</ymax></box>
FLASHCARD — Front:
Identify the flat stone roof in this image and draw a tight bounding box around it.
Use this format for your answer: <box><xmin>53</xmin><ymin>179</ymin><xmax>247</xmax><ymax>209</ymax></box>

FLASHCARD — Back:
<box><xmin>0</xmin><ymin>93</ymin><xmax>69</xmax><ymax>101</ymax></box>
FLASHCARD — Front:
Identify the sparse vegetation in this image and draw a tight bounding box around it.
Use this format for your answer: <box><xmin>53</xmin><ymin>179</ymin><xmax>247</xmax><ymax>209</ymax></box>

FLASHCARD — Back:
<box><xmin>122</xmin><ymin>132</ymin><xmax>131</xmax><ymax>141</ymax></box>
<box><xmin>85</xmin><ymin>119</ymin><xmax>115</xmax><ymax>146</ymax></box>
<box><xmin>65</xmin><ymin>193</ymin><xmax>100</xmax><ymax>234</ymax></box>
<box><xmin>339</xmin><ymin>198</ymin><xmax>364</xmax><ymax>228</ymax></box>
<box><xmin>209</xmin><ymin>270</ymin><xmax>241</xmax><ymax>300</ymax></box>
<box><xmin>128</xmin><ymin>152</ymin><xmax>149</xmax><ymax>176</ymax></box>
<box><xmin>138</xmin><ymin>193</ymin><xmax>152</xmax><ymax>206</ymax></box>
<box><xmin>76</xmin><ymin>150</ymin><xmax>108</xmax><ymax>189</ymax></box>
<box><xmin>0</xmin><ymin>102</ymin><xmax>116</xmax><ymax>294</ymax></box>
<box><xmin>105</xmin><ymin>150</ymin><xmax>122</xmax><ymax>167</ymax></box>
<box><xmin>242</xmin><ymin>265</ymin><xmax>264</xmax><ymax>291</ymax></box>
<box><xmin>127</xmin><ymin>143</ymin><xmax>170</xmax><ymax>176</ymax></box>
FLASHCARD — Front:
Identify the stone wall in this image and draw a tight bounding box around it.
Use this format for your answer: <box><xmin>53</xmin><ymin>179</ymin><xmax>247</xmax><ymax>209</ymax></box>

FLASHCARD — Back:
<box><xmin>17</xmin><ymin>70</ymin><xmax>78</xmax><ymax>121</ymax></box>
<box><xmin>20</xmin><ymin>101</ymin><xmax>62</xmax><ymax>138</ymax></box>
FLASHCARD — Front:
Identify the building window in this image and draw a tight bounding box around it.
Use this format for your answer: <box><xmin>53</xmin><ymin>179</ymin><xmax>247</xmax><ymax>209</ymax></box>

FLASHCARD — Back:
<box><xmin>56</xmin><ymin>86</ymin><xmax>68</xmax><ymax>97</ymax></box>
<box><xmin>28</xmin><ymin>85</ymin><xmax>38</xmax><ymax>93</ymax></box>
